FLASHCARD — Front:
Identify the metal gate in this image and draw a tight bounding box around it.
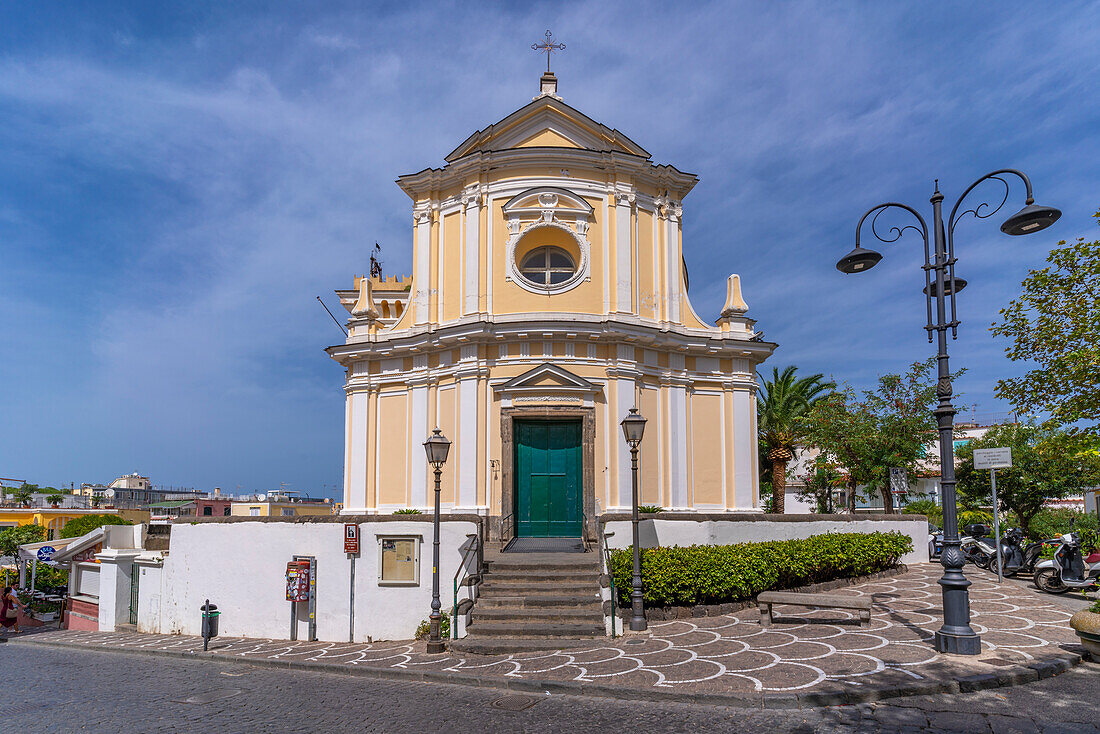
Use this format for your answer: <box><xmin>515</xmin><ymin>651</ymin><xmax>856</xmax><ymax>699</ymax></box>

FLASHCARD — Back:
<box><xmin>128</xmin><ymin>567</ymin><xmax>140</xmax><ymax>625</ymax></box>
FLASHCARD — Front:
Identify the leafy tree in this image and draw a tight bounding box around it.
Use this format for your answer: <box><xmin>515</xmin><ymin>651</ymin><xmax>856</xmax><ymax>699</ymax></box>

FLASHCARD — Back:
<box><xmin>0</xmin><ymin>524</ymin><xmax>47</xmax><ymax>557</ymax></box>
<box><xmin>794</xmin><ymin>458</ymin><xmax>845</xmax><ymax>514</ymax></box>
<box><xmin>801</xmin><ymin>359</ymin><xmax>949</xmax><ymax>513</ymax></box>
<box><xmin>955</xmin><ymin>423</ymin><xmax>1100</xmax><ymax>537</ymax></box>
<box><xmin>59</xmin><ymin>513</ymin><xmax>131</xmax><ymax>539</ymax></box>
<box><xmin>992</xmin><ymin>210</ymin><xmax>1100</xmax><ymax>435</ymax></box>
<box><xmin>757</xmin><ymin>366</ymin><xmax>835</xmax><ymax>513</ymax></box>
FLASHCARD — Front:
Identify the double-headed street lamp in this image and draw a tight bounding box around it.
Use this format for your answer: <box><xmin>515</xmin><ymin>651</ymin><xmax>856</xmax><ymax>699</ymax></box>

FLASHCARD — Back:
<box><xmin>423</xmin><ymin>427</ymin><xmax>451</xmax><ymax>654</ymax></box>
<box><xmin>620</xmin><ymin>408</ymin><xmax>648</xmax><ymax>632</ymax></box>
<box><xmin>837</xmin><ymin>169</ymin><xmax>1059</xmax><ymax>655</ymax></box>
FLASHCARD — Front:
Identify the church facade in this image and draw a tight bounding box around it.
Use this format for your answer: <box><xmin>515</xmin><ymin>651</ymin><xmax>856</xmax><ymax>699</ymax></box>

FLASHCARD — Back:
<box><xmin>327</xmin><ymin>72</ymin><xmax>775</xmax><ymax>540</ymax></box>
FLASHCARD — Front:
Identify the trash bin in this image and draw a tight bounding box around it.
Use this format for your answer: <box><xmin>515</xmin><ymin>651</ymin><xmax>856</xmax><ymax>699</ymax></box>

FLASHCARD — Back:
<box><xmin>201</xmin><ymin>601</ymin><xmax>220</xmax><ymax>639</ymax></box>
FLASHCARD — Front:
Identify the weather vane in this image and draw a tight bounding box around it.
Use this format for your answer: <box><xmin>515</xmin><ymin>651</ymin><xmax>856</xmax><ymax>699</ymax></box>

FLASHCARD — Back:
<box><xmin>532</xmin><ymin>30</ymin><xmax>565</xmax><ymax>74</ymax></box>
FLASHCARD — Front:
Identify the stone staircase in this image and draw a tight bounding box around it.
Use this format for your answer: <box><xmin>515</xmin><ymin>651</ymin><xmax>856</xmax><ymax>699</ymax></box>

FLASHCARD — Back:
<box><xmin>449</xmin><ymin>549</ymin><xmax>606</xmax><ymax>654</ymax></box>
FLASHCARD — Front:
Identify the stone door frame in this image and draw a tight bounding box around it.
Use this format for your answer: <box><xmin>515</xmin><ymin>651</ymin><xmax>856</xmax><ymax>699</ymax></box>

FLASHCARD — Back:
<box><xmin>499</xmin><ymin>405</ymin><xmax>595</xmax><ymax>545</ymax></box>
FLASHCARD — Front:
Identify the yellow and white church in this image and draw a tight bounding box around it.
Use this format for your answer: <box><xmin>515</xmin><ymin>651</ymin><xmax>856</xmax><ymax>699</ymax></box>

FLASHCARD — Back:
<box><xmin>327</xmin><ymin>71</ymin><xmax>775</xmax><ymax>541</ymax></box>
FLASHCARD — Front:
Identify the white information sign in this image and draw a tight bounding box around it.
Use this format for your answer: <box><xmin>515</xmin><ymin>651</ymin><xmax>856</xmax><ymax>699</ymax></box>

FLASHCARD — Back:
<box><xmin>974</xmin><ymin>447</ymin><xmax>1012</xmax><ymax>470</ymax></box>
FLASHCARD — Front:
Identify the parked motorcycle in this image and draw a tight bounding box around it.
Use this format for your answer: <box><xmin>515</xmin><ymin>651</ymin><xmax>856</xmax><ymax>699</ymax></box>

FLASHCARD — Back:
<box><xmin>1033</xmin><ymin>532</ymin><xmax>1100</xmax><ymax>594</ymax></box>
<box><xmin>994</xmin><ymin>528</ymin><xmax>1058</xmax><ymax>578</ymax></box>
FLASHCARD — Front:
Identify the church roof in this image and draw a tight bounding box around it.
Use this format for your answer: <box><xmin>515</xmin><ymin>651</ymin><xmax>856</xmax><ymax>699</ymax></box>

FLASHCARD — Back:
<box><xmin>444</xmin><ymin>93</ymin><xmax>651</xmax><ymax>162</ymax></box>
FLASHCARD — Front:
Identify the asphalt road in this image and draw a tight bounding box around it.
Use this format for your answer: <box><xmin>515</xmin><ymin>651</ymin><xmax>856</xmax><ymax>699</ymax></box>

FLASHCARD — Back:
<box><xmin>2</xmin><ymin>640</ymin><xmax>1098</xmax><ymax>733</ymax></box>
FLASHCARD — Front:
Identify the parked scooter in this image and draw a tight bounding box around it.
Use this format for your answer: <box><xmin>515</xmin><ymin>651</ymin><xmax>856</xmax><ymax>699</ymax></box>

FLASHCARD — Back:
<box><xmin>1033</xmin><ymin>533</ymin><xmax>1100</xmax><ymax>594</ymax></box>
<box><xmin>961</xmin><ymin>523</ymin><xmax>996</xmax><ymax>569</ymax></box>
<box><xmin>994</xmin><ymin>528</ymin><xmax>1058</xmax><ymax>578</ymax></box>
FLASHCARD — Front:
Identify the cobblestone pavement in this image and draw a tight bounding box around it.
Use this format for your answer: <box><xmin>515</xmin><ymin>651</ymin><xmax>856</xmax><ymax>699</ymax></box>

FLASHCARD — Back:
<box><xmin>2</xmin><ymin>642</ymin><xmax>1098</xmax><ymax>733</ymax></box>
<box><xmin>17</xmin><ymin>565</ymin><xmax>1084</xmax><ymax>704</ymax></box>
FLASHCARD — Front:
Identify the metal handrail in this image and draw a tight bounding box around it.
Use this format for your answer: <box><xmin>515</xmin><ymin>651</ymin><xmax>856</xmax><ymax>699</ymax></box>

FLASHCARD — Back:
<box><xmin>451</xmin><ymin>533</ymin><xmax>481</xmax><ymax>640</ymax></box>
<box><xmin>600</xmin><ymin>528</ymin><xmax>617</xmax><ymax>638</ymax></box>
<box><xmin>580</xmin><ymin>509</ymin><xmax>591</xmax><ymax>553</ymax></box>
<box><xmin>499</xmin><ymin>512</ymin><xmax>514</xmax><ymax>552</ymax></box>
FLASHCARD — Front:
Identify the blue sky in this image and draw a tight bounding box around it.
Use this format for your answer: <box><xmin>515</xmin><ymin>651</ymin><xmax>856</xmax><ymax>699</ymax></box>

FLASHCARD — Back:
<box><xmin>0</xmin><ymin>2</ymin><xmax>1097</xmax><ymax>496</ymax></box>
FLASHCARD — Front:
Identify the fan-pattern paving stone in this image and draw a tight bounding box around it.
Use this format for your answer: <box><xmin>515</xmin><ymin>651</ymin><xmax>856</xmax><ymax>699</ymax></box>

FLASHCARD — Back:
<box><xmin>22</xmin><ymin>565</ymin><xmax>1082</xmax><ymax>698</ymax></box>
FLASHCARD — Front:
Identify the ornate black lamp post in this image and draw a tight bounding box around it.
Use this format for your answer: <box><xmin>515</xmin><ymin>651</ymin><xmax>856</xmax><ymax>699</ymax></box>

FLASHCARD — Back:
<box><xmin>620</xmin><ymin>408</ymin><xmax>648</xmax><ymax>632</ymax></box>
<box><xmin>423</xmin><ymin>427</ymin><xmax>451</xmax><ymax>654</ymax></box>
<box><xmin>837</xmin><ymin>169</ymin><xmax>1059</xmax><ymax>655</ymax></box>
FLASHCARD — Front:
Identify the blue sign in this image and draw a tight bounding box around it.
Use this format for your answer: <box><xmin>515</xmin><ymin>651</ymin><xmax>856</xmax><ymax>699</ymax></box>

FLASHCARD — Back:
<box><xmin>36</xmin><ymin>546</ymin><xmax>56</xmax><ymax>561</ymax></box>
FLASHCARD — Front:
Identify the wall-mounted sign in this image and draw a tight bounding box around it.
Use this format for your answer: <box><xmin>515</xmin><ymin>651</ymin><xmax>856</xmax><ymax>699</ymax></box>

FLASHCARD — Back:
<box><xmin>974</xmin><ymin>447</ymin><xmax>1012</xmax><ymax>470</ymax></box>
<box><xmin>344</xmin><ymin>523</ymin><xmax>360</xmax><ymax>555</ymax></box>
<box><xmin>36</xmin><ymin>546</ymin><xmax>56</xmax><ymax>561</ymax></box>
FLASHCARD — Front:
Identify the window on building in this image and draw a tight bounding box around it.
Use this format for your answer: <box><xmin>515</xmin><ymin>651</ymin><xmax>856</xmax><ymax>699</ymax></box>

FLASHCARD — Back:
<box><xmin>203</xmin><ymin>506</ymin><xmax>213</xmax><ymax>516</ymax></box>
<box><xmin>223</xmin><ymin>507</ymin><xmax>231</xmax><ymax>516</ymax></box>
<box><xmin>249</xmin><ymin>507</ymin><xmax>260</xmax><ymax>517</ymax></box>
<box><xmin>518</xmin><ymin>246</ymin><xmax>575</xmax><ymax>286</ymax></box>
<box><xmin>281</xmin><ymin>508</ymin><xmax>295</xmax><ymax>516</ymax></box>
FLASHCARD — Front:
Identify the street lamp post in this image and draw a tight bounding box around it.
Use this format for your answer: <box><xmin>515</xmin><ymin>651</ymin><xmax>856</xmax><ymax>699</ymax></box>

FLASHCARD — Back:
<box><xmin>620</xmin><ymin>408</ymin><xmax>648</xmax><ymax>632</ymax></box>
<box><xmin>837</xmin><ymin>169</ymin><xmax>1059</xmax><ymax>655</ymax></box>
<box><xmin>423</xmin><ymin>427</ymin><xmax>451</xmax><ymax>654</ymax></box>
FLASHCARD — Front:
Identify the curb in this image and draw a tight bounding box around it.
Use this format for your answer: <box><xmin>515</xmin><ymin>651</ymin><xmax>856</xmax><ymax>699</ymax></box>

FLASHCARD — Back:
<box><xmin>11</xmin><ymin>635</ymin><xmax>1085</xmax><ymax>709</ymax></box>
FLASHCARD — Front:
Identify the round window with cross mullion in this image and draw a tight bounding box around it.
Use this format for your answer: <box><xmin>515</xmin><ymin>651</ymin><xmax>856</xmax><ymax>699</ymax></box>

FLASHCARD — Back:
<box><xmin>518</xmin><ymin>246</ymin><xmax>576</xmax><ymax>287</ymax></box>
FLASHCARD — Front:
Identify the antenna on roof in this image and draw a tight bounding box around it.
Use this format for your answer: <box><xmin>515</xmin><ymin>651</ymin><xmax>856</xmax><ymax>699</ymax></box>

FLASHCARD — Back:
<box><xmin>316</xmin><ymin>296</ymin><xmax>348</xmax><ymax>337</ymax></box>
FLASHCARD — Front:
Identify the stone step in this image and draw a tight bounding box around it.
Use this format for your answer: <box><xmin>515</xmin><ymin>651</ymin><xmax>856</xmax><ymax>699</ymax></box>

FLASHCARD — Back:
<box><xmin>476</xmin><ymin>594</ymin><xmax>600</xmax><ymax>608</ymax></box>
<box><xmin>450</xmin><ymin>637</ymin><xmax>610</xmax><ymax>655</ymax></box>
<box><xmin>465</xmin><ymin>621</ymin><xmax>606</xmax><ymax>638</ymax></box>
<box><xmin>479</xmin><ymin>580</ymin><xmax>600</xmax><ymax>595</ymax></box>
<box><xmin>483</xmin><ymin>569</ymin><xmax>596</xmax><ymax>583</ymax></box>
<box><xmin>472</xmin><ymin>607</ymin><xmax>604</xmax><ymax>624</ymax></box>
<box><xmin>486</xmin><ymin>563</ymin><xmax>598</xmax><ymax>572</ymax></box>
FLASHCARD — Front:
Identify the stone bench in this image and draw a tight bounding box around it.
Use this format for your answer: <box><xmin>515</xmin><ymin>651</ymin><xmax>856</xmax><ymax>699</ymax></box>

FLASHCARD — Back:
<box><xmin>757</xmin><ymin>591</ymin><xmax>872</xmax><ymax>627</ymax></box>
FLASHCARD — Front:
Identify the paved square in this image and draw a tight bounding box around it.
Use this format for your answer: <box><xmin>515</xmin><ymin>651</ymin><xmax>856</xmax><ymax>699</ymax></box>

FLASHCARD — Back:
<box><xmin>24</xmin><ymin>565</ymin><xmax>1083</xmax><ymax>701</ymax></box>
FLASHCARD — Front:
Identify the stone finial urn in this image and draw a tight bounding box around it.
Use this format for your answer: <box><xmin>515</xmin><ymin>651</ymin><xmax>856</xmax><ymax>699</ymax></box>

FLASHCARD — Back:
<box><xmin>1069</xmin><ymin>608</ymin><xmax>1100</xmax><ymax>659</ymax></box>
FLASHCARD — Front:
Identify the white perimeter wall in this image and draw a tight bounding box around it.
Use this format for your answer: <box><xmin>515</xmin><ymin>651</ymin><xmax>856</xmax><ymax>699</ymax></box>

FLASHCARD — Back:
<box><xmin>603</xmin><ymin>516</ymin><xmax>929</xmax><ymax>566</ymax></box>
<box><xmin>146</xmin><ymin>520</ymin><xmax>479</xmax><ymax>642</ymax></box>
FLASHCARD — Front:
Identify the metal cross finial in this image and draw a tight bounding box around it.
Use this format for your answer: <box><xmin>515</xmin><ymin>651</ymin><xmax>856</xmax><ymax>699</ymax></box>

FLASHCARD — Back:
<box><xmin>532</xmin><ymin>30</ymin><xmax>565</xmax><ymax>74</ymax></box>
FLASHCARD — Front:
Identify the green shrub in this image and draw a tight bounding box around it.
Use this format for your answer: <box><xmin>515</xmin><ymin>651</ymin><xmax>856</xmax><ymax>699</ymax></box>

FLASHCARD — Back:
<box><xmin>638</xmin><ymin>505</ymin><xmax>664</xmax><ymax>513</ymax></box>
<box><xmin>394</xmin><ymin>509</ymin><xmax>422</xmax><ymax>515</ymax></box>
<box><xmin>1090</xmin><ymin>599</ymin><xmax>1100</xmax><ymax>614</ymax></box>
<box><xmin>608</xmin><ymin>531</ymin><xmax>912</xmax><ymax>607</ymax></box>
<box><xmin>32</xmin><ymin>565</ymin><xmax>68</xmax><ymax>592</ymax></box>
<box><xmin>902</xmin><ymin>499</ymin><xmax>942</xmax><ymax>526</ymax></box>
<box><xmin>60</xmin><ymin>514</ymin><xmax>132</xmax><ymax>539</ymax></box>
<box><xmin>414</xmin><ymin>615</ymin><xmax>450</xmax><ymax>640</ymax></box>
<box><xmin>958</xmin><ymin>510</ymin><xmax>995</xmax><ymax>528</ymax></box>
<box><xmin>1028</xmin><ymin>508</ymin><xmax>1098</xmax><ymax>551</ymax></box>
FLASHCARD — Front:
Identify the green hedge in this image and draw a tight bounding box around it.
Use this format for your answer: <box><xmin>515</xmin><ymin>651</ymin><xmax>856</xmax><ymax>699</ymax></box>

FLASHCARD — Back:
<box><xmin>608</xmin><ymin>531</ymin><xmax>912</xmax><ymax>607</ymax></box>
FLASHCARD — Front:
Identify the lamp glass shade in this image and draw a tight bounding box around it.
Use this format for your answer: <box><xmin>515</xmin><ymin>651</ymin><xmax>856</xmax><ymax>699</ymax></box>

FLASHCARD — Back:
<box><xmin>923</xmin><ymin>277</ymin><xmax>967</xmax><ymax>297</ymax></box>
<box><xmin>620</xmin><ymin>408</ymin><xmax>647</xmax><ymax>446</ymax></box>
<box><xmin>836</xmin><ymin>245</ymin><xmax>883</xmax><ymax>274</ymax></box>
<box><xmin>423</xmin><ymin>427</ymin><xmax>451</xmax><ymax>467</ymax></box>
<box><xmin>1000</xmin><ymin>203</ymin><xmax>1061</xmax><ymax>236</ymax></box>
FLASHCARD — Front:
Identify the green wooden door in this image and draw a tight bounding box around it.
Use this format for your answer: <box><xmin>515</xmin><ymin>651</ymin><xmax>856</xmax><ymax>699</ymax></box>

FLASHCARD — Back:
<box><xmin>514</xmin><ymin>420</ymin><xmax>582</xmax><ymax>537</ymax></box>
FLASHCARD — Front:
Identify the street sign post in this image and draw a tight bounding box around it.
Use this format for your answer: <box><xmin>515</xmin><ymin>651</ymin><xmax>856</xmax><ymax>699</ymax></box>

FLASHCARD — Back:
<box><xmin>344</xmin><ymin>523</ymin><xmax>359</xmax><ymax>642</ymax></box>
<box><xmin>889</xmin><ymin>468</ymin><xmax>910</xmax><ymax>497</ymax></box>
<box><xmin>343</xmin><ymin>524</ymin><xmax>360</xmax><ymax>555</ymax></box>
<box><xmin>973</xmin><ymin>448</ymin><xmax>1013</xmax><ymax>582</ymax></box>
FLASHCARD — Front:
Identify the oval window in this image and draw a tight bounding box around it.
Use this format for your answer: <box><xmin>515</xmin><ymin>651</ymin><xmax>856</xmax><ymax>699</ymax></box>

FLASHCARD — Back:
<box><xmin>518</xmin><ymin>246</ymin><xmax>576</xmax><ymax>286</ymax></box>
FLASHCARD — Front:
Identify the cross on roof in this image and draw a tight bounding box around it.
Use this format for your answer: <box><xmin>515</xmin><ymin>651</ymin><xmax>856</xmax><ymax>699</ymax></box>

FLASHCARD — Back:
<box><xmin>532</xmin><ymin>30</ymin><xmax>565</xmax><ymax>74</ymax></box>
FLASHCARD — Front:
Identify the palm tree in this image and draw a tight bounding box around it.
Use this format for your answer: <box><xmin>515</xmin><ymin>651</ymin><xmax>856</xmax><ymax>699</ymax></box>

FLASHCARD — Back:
<box><xmin>758</xmin><ymin>366</ymin><xmax>835</xmax><ymax>513</ymax></box>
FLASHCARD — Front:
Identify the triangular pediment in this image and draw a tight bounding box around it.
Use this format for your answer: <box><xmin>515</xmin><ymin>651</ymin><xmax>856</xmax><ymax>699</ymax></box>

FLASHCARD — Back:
<box><xmin>498</xmin><ymin>362</ymin><xmax>600</xmax><ymax>393</ymax></box>
<box><xmin>446</xmin><ymin>97</ymin><xmax>650</xmax><ymax>162</ymax></box>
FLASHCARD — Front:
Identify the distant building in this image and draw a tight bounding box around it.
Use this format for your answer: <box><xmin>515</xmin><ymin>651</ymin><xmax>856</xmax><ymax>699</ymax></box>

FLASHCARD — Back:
<box><xmin>230</xmin><ymin>492</ymin><xmax>335</xmax><ymax>518</ymax></box>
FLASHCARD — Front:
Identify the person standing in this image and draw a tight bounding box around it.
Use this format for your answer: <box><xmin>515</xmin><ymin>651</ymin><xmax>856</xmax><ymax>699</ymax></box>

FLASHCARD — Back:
<box><xmin>1</xmin><ymin>585</ymin><xmax>25</xmax><ymax>635</ymax></box>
